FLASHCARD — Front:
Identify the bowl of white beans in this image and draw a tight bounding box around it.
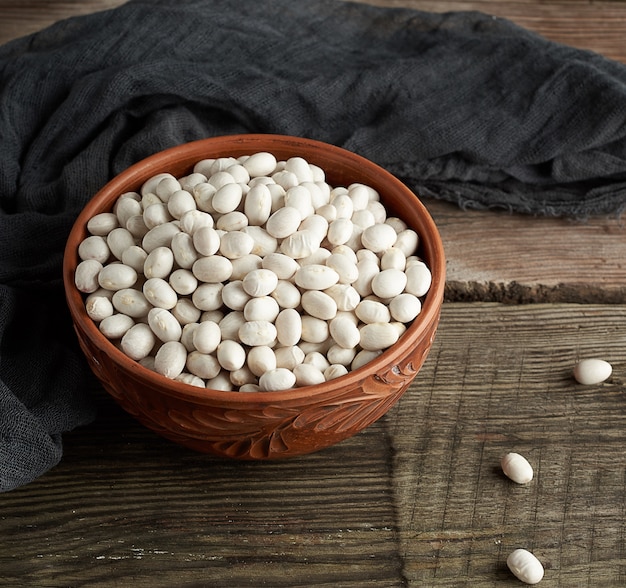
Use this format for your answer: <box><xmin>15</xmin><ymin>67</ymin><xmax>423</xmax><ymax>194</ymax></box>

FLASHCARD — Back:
<box><xmin>64</xmin><ymin>134</ymin><xmax>445</xmax><ymax>459</ymax></box>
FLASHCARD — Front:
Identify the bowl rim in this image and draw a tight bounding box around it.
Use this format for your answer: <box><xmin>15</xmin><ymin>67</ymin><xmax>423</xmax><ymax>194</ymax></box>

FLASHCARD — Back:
<box><xmin>63</xmin><ymin>133</ymin><xmax>445</xmax><ymax>405</ymax></box>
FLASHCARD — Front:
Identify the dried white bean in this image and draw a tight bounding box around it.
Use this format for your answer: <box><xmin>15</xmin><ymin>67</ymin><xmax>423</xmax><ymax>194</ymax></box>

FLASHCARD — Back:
<box><xmin>405</xmin><ymin>262</ymin><xmax>432</xmax><ymax>297</ymax></box>
<box><xmin>143</xmin><ymin>277</ymin><xmax>178</xmax><ymax>309</ymax></box>
<box><xmin>325</xmin><ymin>253</ymin><xmax>358</xmax><ymax>284</ymax></box>
<box><xmin>371</xmin><ymin>268</ymin><xmax>407</xmax><ymax>299</ymax></box>
<box><xmin>142</xmin><ymin>222</ymin><xmax>181</xmax><ymax>253</ymax></box>
<box><xmin>247</xmin><ymin>345</ymin><xmax>277</xmax><ymax>377</ymax></box>
<box><xmin>274</xmin><ymin>346</ymin><xmax>305</xmax><ymax>370</ymax></box>
<box><xmin>85</xmin><ymin>294</ymin><xmax>114</xmax><ymax>322</ymax></box>
<box><xmin>238</xmin><ymin>320</ymin><xmax>277</xmax><ymax>347</ymax></box>
<box><xmin>300</xmin><ymin>316</ymin><xmax>330</xmax><ymax>344</ymax></box>
<box><xmin>303</xmin><ymin>351</ymin><xmax>330</xmax><ymax>372</ymax></box>
<box><xmin>87</xmin><ymin>212</ymin><xmax>119</xmax><ymax>236</ymax></box>
<box><xmin>217</xmin><ymin>340</ymin><xmax>246</xmax><ymax>371</ymax></box>
<box><xmin>192</xmin><ymin>226</ymin><xmax>220</xmax><ymax>256</ymax></box>
<box><xmin>112</xmin><ymin>288</ymin><xmax>151</xmax><ymax>318</ymax></box>
<box><xmin>351</xmin><ymin>349</ymin><xmax>382</xmax><ymax>371</ymax></box>
<box><xmin>280</xmin><ymin>230</ymin><xmax>320</xmax><ymax>259</ymax></box>
<box><xmin>301</xmin><ymin>290</ymin><xmax>337</xmax><ymax>320</ymax></box>
<box><xmin>293</xmin><ymin>363</ymin><xmax>325</xmax><ymax>386</ymax></box>
<box><xmin>294</xmin><ymin>264</ymin><xmax>339</xmax><ymax>290</ymax></box>
<box><xmin>389</xmin><ymin>293</ymin><xmax>421</xmax><ymax>322</ymax></box>
<box><xmin>216</xmin><ymin>211</ymin><xmax>248</xmax><ymax>232</ymax></box>
<box><xmin>169</xmin><ymin>269</ymin><xmax>198</xmax><ymax>296</ymax></box>
<box><xmin>189</xmin><ymin>320</ymin><xmax>220</xmax><ymax>354</ymax></box>
<box><xmin>98</xmin><ymin>263</ymin><xmax>138</xmax><ymax>291</ymax></box>
<box><xmin>380</xmin><ymin>247</ymin><xmax>406</xmax><ymax>271</ymax></box>
<box><xmin>329</xmin><ymin>315</ymin><xmax>360</xmax><ymax>349</ymax></box>
<box><xmin>106</xmin><ymin>227</ymin><xmax>135</xmax><ymax>260</ymax></box>
<box><xmin>171</xmin><ymin>298</ymin><xmax>201</xmax><ymax>325</ymax></box>
<box><xmin>324</xmin><ymin>364</ymin><xmax>348</xmax><ymax>380</ymax></box>
<box><xmin>244</xmin><ymin>183</ymin><xmax>272</xmax><ymax>225</ymax></box>
<box><xmin>121</xmin><ymin>323</ymin><xmax>155</xmax><ymax>361</ymax></box>
<box><xmin>147</xmin><ymin>307</ymin><xmax>182</xmax><ymax>343</ymax></box>
<box><xmin>219</xmin><ymin>231</ymin><xmax>254</xmax><ymax>259</ymax></box>
<box><xmin>259</xmin><ymin>368</ymin><xmax>297</xmax><ymax>391</ymax></box>
<box><xmin>192</xmin><ymin>256</ymin><xmax>233</xmax><ymax>283</ymax></box>
<box><xmin>394</xmin><ymin>229</ymin><xmax>419</xmax><ymax>257</ymax></box>
<box><xmin>231</xmin><ymin>254</ymin><xmax>263</xmax><ymax>280</ymax></box>
<box><xmin>275</xmin><ymin>308</ymin><xmax>302</xmax><ymax>347</ymax></box>
<box><xmin>361</xmin><ymin>223</ymin><xmax>397</xmax><ymax>253</ymax></box>
<box><xmin>143</xmin><ymin>246</ymin><xmax>174</xmax><ymax>279</ymax></box>
<box><xmin>242</xmin><ymin>226</ymin><xmax>278</xmax><ymax>256</ymax></box>
<box><xmin>206</xmin><ymin>371</ymin><xmax>234</xmax><ymax>391</ymax></box>
<box><xmin>506</xmin><ymin>549</ymin><xmax>544</xmax><ymax>585</ymax></box>
<box><xmin>192</xmin><ymin>283</ymin><xmax>224</xmax><ymax>311</ymax></box>
<box><xmin>355</xmin><ymin>300</ymin><xmax>391</xmax><ymax>324</ymax></box>
<box><xmin>171</xmin><ymin>232</ymin><xmax>199</xmax><ymax>269</ymax></box>
<box><xmin>266</xmin><ymin>205</ymin><xmax>302</xmax><ymax>238</ymax></box>
<box><xmin>324</xmin><ymin>284</ymin><xmax>360</xmax><ymax>312</ymax></box>
<box><xmin>219</xmin><ymin>311</ymin><xmax>246</xmax><ymax>341</ymax></box>
<box><xmin>243</xmin><ymin>151</ymin><xmax>277</xmax><ymax>177</ymax></box>
<box><xmin>221</xmin><ymin>280</ymin><xmax>252</xmax><ymax>311</ymax></box>
<box><xmin>179</xmin><ymin>209</ymin><xmax>213</xmax><ymax>234</ymax></box>
<box><xmin>78</xmin><ymin>235</ymin><xmax>110</xmax><ymax>263</ymax></box>
<box><xmin>244</xmin><ymin>296</ymin><xmax>280</xmax><ymax>323</ymax></box>
<box><xmin>242</xmin><ymin>269</ymin><xmax>278</xmax><ymax>297</ymax></box>
<box><xmin>186</xmin><ymin>351</ymin><xmax>221</xmax><ymax>380</ymax></box>
<box><xmin>121</xmin><ymin>245</ymin><xmax>148</xmax><ymax>273</ymax></box>
<box><xmin>262</xmin><ymin>252</ymin><xmax>299</xmax><ymax>280</ymax></box>
<box><xmin>75</xmin><ymin>259</ymin><xmax>103</xmax><ymax>293</ymax></box>
<box><xmin>99</xmin><ymin>313</ymin><xmax>135</xmax><ymax>339</ymax></box>
<box><xmin>359</xmin><ymin>322</ymin><xmax>400</xmax><ymax>351</ymax></box>
<box><xmin>143</xmin><ymin>202</ymin><xmax>172</xmax><ymax>229</ymax></box>
<box><xmin>271</xmin><ymin>280</ymin><xmax>301</xmax><ymax>309</ymax></box>
<box><xmin>154</xmin><ymin>341</ymin><xmax>187</xmax><ymax>379</ymax></box>
<box><xmin>573</xmin><ymin>358</ymin><xmax>612</xmax><ymax>385</ymax></box>
<box><xmin>501</xmin><ymin>452</ymin><xmax>534</xmax><ymax>484</ymax></box>
<box><xmin>212</xmin><ymin>182</ymin><xmax>243</xmax><ymax>214</ymax></box>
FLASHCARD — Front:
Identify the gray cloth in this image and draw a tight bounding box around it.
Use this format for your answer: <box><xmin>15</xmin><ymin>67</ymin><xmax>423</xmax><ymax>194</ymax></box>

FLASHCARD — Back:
<box><xmin>2</xmin><ymin>0</ymin><xmax>626</xmax><ymax>491</ymax></box>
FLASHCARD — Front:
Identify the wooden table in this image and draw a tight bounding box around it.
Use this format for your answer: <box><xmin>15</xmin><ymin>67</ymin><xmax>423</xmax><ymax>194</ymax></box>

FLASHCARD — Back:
<box><xmin>2</xmin><ymin>1</ymin><xmax>626</xmax><ymax>586</ymax></box>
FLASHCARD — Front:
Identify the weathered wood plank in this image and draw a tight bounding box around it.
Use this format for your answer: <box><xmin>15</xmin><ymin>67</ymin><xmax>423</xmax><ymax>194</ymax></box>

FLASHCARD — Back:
<box><xmin>387</xmin><ymin>302</ymin><xmax>626</xmax><ymax>586</ymax></box>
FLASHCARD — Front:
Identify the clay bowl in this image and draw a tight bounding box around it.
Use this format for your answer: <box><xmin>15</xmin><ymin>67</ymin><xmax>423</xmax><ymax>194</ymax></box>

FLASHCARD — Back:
<box><xmin>63</xmin><ymin>134</ymin><xmax>445</xmax><ymax>459</ymax></box>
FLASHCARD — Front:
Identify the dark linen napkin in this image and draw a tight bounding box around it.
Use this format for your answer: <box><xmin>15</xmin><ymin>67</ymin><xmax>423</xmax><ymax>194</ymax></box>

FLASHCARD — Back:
<box><xmin>3</xmin><ymin>0</ymin><xmax>626</xmax><ymax>492</ymax></box>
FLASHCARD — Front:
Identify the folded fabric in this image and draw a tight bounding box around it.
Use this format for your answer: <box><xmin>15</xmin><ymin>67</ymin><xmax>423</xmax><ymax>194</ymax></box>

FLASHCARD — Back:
<box><xmin>2</xmin><ymin>0</ymin><xmax>626</xmax><ymax>491</ymax></box>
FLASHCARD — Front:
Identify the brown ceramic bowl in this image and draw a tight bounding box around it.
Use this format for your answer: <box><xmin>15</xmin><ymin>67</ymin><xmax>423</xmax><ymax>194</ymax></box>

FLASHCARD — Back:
<box><xmin>63</xmin><ymin>134</ymin><xmax>445</xmax><ymax>459</ymax></box>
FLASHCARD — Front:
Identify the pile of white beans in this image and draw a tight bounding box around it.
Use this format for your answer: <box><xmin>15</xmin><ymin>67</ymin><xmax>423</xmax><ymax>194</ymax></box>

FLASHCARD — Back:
<box><xmin>74</xmin><ymin>151</ymin><xmax>432</xmax><ymax>392</ymax></box>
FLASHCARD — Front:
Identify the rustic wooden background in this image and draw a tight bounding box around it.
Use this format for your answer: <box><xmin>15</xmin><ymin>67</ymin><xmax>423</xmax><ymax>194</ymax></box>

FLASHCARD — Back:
<box><xmin>2</xmin><ymin>1</ymin><xmax>626</xmax><ymax>587</ymax></box>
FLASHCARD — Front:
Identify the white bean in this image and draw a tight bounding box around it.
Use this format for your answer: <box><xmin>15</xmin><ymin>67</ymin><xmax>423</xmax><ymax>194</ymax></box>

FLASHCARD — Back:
<box><xmin>361</xmin><ymin>223</ymin><xmax>397</xmax><ymax>253</ymax></box>
<box><xmin>85</xmin><ymin>294</ymin><xmax>114</xmax><ymax>322</ymax></box>
<box><xmin>192</xmin><ymin>256</ymin><xmax>233</xmax><ymax>283</ymax></box>
<box><xmin>167</xmin><ymin>189</ymin><xmax>196</xmax><ymax>219</ymax></box>
<box><xmin>121</xmin><ymin>245</ymin><xmax>148</xmax><ymax>273</ymax></box>
<box><xmin>389</xmin><ymin>293</ymin><xmax>421</xmax><ymax>322</ymax></box>
<box><xmin>266</xmin><ymin>205</ymin><xmax>302</xmax><ymax>238</ymax></box>
<box><xmin>279</xmin><ymin>230</ymin><xmax>320</xmax><ymax>259</ymax></box>
<box><xmin>75</xmin><ymin>259</ymin><xmax>103</xmax><ymax>293</ymax></box>
<box><xmin>501</xmin><ymin>452</ymin><xmax>534</xmax><ymax>484</ymax></box>
<box><xmin>329</xmin><ymin>315</ymin><xmax>360</xmax><ymax>349</ymax></box>
<box><xmin>143</xmin><ymin>246</ymin><xmax>174</xmax><ymax>279</ymax></box>
<box><xmin>300</xmin><ymin>316</ymin><xmax>329</xmax><ymax>344</ymax></box>
<box><xmin>189</xmin><ymin>321</ymin><xmax>220</xmax><ymax>354</ymax></box>
<box><xmin>244</xmin><ymin>296</ymin><xmax>280</xmax><ymax>322</ymax></box>
<box><xmin>259</xmin><ymin>368</ymin><xmax>297</xmax><ymax>391</ymax></box>
<box><xmin>231</xmin><ymin>254</ymin><xmax>263</xmax><ymax>280</ymax></box>
<box><xmin>247</xmin><ymin>345</ymin><xmax>277</xmax><ymax>377</ymax></box>
<box><xmin>271</xmin><ymin>280</ymin><xmax>301</xmax><ymax>309</ymax></box>
<box><xmin>261</xmin><ymin>252</ymin><xmax>299</xmax><ymax>280</ymax></box>
<box><xmin>106</xmin><ymin>227</ymin><xmax>136</xmax><ymax>260</ymax></box>
<box><xmin>359</xmin><ymin>322</ymin><xmax>400</xmax><ymax>351</ymax></box>
<box><xmin>238</xmin><ymin>320</ymin><xmax>277</xmax><ymax>347</ymax></box>
<box><xmin>98</xmin><ymin>263</ymin><xmax>138</xmax><ymax>291</ymax></box>
<box><xmin>573</xmin><ymin>358</ymin><xmax>612</xmax><ymax>385</ymax></box>
<box><xmin>142</xmin><ymin>222</ymin><xmax>181</xmax><ymax>253</ymax></box>
<box><xmin>192</xmin><ymin>226</ymin><xmax>220</xmax><ymax>256</ymax></box>
<box><xmin>87</xmin><ymin>212</ymin><xmax>119</xmax><ymax>236</ymax></box>
<box><xmin>143</xmin><ymin>277</ymin><xmax>178</xmax><ymax>309</ymax></box>
<box><xmin>506</xmin><ymin>549</ymin><xmax>544</xmax><ymax>585</ymax></box>
<box><xmin>186</xmin><ymin>351</ymin><xmax>221</xmax><ymax>380</ymax></box>
<box><xmin>148</xmin><ymin>307</ymin><xmax>182</xmax><ymax>342</ymax></box>
<box><xmin>217</xmin><ymin>340</ymin><xmax>246</xmax><ymax>371</ymax></box>
<box><xmin>301</xmin><ymin>290</ymin><xmax>337</xmax><ymax>320</ymax></box>
<box><xmin>171</xmin><ymin>298</ymin><xmax>202</xmax><ymax>325</ymax></box>
<box><xmin>242</xmin><ymin>226</ymin><xmax>278</xmax><ymax>257</ymax></box>
<box><xmin>212</xmin><ymin>182</ymin><xmax>243</xmax><ymax>214</ymax></box>
<box><xmin>192</xmin><ymin>283</ymin><xmax>224</xmax><ymax>311</ymax></box>
<box><xmin>216</xmin><ymin>211</ymin><xmax>248</xmax><ymax>232</ymax></box>
<box><xmin>242</xmin><ymin>269</ymin><xmax>278</xmax><ymax>297</ymax></box>
<box><xmin>112</xmin><ymin>288</ymin><xmax>151</xmax><ymax>318</ymax></box>
<box><xmin>219</xmin><ymin>311</ymin><xmax>246</xmax><ymax>341</ymax></box>
<box><xmin>121</xmin><ymin>323</ymin><xmax>156</xmax><ymax>361</ymax></box>
<box><xmin>371</xmin><ymin>268</ymin><xmax>407</xmax><ymax>299</ymax></box>
<box><xmin>355</xmin><ymin>300</ymin><xmax>391</xmax><ymax>324</ymax></box>
<box><xmin>274</xmin><ymin>346</ymin><xmax>305</xmax><ymax>370</ymax></box>
<box><xmin>154</xmin><ymin>341</ymin><xmax>187</xmax><ymax>379</ymax></box>
<box><xmin>222</xmin><ymin>280</ymin><xmax>252</xmax><ymax>311</ymax></box>
<box><xmin>275</xmin><ymin>308</ymin><xmax>302</xmax><ymax>347</ymax></box>
<box><xmin>242</xmin><ymin>151</ymin><xmax>277</xmax><ymax>177</ymax></box>
<box><xmin>171</xmin><ymin>232</ymin><xmax>199</xmax><ymax>269</ymax></box>
<box><xmin>293</xmin><ymin>363</ymin><xmax>325</xmax><ymax>386</ymax></box>
<box><xmin>405</xmin><ymin>262</ymin><xmax>432</xmax><ymax>297</ymax></box>
<box><xmin>99</xmin><ymin>313</ymin><xmax>135</xmax><ymax>339</ymax></box>
<box><xmin>324</xmin><ymin>364</ymin><xmax>348</xmax><ymax>380</ymax></box>
<box><xmin>219</xmin><ymin>231</ymin><xmax>254</xmax><ymax>259</ymax></box>
<box><xmin>244</xmin><ymin>183</ymin><xmax>272</xmax><ymax>225</ymax></box>
<box><xmin>78</xmin><ymin>235</ymin><xmax>110</xmax><ymax>263</ymax></box>
<box><xmin>169</xmin><ymin>269</ymin><xmax>198</xmax><ymax>296</ymax></box>
<box><xmin>294</xmin><ymin>264</ymin><xmax>339</xmax><ymax>290</ymax></box>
